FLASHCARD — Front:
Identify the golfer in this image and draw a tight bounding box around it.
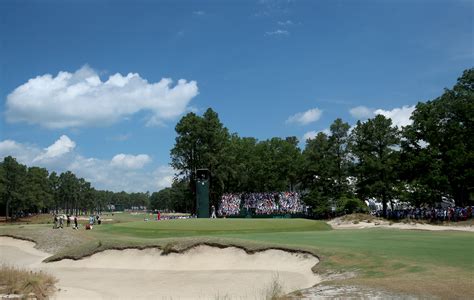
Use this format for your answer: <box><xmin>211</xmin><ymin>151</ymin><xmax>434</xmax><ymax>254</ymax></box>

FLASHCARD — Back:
<box><xmin>211</xmin><ymin>205</ymin><xmax>217</xmax><ymax>218</ymax></box>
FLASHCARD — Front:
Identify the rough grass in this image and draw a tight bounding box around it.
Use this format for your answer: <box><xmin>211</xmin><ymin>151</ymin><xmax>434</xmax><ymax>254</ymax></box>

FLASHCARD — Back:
<box><xmin>0</xmin><ymin>214</ymin><xmax>53</xmax><ymax>225</ymax></box>
<box><xmin>0</xmin><ymin>264</ymin><xmax>57</xmax><ymax>299</ymax></box>
<box><xmin>264</xmin><ymin>274</ymin><xmax>288</xmax><ymax>300</ymax></box>
<box><xmin>340</xmin><ymin>213</ymin><xmax>379</xmax><ymax>223</ymax></box>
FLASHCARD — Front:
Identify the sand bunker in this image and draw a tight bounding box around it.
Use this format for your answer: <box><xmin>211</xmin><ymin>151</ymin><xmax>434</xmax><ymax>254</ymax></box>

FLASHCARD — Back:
<box><xmin>0</xmin><ymin>237</ymin><xmax>320</xmax><ymax>299</ymax></box>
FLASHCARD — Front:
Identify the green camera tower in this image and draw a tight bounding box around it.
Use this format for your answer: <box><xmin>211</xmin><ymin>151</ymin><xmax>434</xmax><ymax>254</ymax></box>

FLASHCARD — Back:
<box><xmin>196</xmin><ymin>169</ymin><xmax>210</xmax><ymax>218</ymax></box>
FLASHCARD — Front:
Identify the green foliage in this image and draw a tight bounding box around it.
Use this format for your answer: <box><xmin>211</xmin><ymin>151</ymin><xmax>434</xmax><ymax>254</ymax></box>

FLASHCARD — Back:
<box><xmin>149</xmin><ymin>180</ymin><xmax>193</xmax><ymax>212</ymax></box>
<box><xmin>301</xmin><ymin>119</ymin><xmax>352</xmax><ymax>214</ymax></box>
<box><xmin>336</xmin><ymin>196</ymin><xmax>368</xmax><ymax>214</ymax></box>
<box><xmin>303</xmin><ymin>188</ymin><xmax>332</xmax><ymax>217</ymax></box>
<box><xmin>0</xmin><ymin>156</ymin><xmax>152</xmax><ymax>218</ymax></box>
<box><xmin>171</xmin><ymin>108</ymin><xmax>303</xmax><ymax>213</ymax></box>
<box><xmin>171</xmin><ymin>108</ymin><xmax>231</xmax><ymax>210</ymax></box>
<box><xmin>1</xmin><ymin>156</ymin><xmax>28</xmax><ymax>219</ymax></box>
<box><xmin>401</xmin><ymin>68</ymin><xmax>474</xmax><ymax>206</ymax></box>
<box><xmin>25</xmin><ymin>167</ymin><xmax>53</xmax><ymax>212</ymax></box>
<box><xmin>350</xmin><ymin>115</ymin><xmax>400</xmax><ymax>216</ymax></box>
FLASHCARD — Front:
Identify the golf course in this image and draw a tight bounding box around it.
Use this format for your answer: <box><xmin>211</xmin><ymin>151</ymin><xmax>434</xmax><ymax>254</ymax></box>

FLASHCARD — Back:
<box><xmin>1</xmin><ymin>214</ymin><xmax>473</xmax><ymax>299</ymax></box>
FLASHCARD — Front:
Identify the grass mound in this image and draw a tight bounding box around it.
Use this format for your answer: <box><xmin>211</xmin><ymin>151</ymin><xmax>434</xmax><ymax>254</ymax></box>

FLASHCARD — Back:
<box><xmin>0</xmin><ymin>264</ymin><xmax>57</xmax><ymax>299</ymax></box>
<box><xmin>340</xmin><ymin>213</ymin><xmax>379</xmax><ymax>223</ymax></box>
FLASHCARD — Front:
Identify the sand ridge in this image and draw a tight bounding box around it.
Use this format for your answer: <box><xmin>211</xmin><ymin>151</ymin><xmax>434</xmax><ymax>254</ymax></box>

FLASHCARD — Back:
<box><xmin>0</xmin><ymin>236</ymin><xmax>321</xmax><ymax>299</ymax></box>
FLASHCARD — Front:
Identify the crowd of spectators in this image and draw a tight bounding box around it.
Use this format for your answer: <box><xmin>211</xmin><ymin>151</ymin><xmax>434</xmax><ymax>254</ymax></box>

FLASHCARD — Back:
<box><xmin>374</xmin><ymin>206</ymin><xmax>473</xmax><ymax>222</ymax></box>
<box><xmin>278</xmin><ymin>192</ymin><xmax>306</xmax><ymax>213</ymax></box>
<box><xmin>218</xmin><ymin>192</ymin><xmax>306</xmax><ymax>216</ymax></box>
<box><xmin>218</xmin><ymin>194</ymin><xmax>241</xmax><ymax>216</ymax></box>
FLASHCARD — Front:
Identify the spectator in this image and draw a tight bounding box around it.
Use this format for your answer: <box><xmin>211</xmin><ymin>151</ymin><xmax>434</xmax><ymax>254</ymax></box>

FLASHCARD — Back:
<box><xmin>218</xmin><ymin>192</ymin><xmax>306</xmax><ymax>216</ymax></box>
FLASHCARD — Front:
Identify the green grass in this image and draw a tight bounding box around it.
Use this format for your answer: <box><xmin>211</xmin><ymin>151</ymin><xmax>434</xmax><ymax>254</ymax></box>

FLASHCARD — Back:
<box><xmin>95</xmin><ymin>218</ymin><xmax>331</xmax><ymax>238</ymax></box>
<box><xmin>1</xmin><ymin>215</ymin><xmax>473</xmax><ymax>299</ymax></box>
<box><xmin>221</xmin><ymin>229</ymin><xmax>474</xmax><ymax>270</ymax></box>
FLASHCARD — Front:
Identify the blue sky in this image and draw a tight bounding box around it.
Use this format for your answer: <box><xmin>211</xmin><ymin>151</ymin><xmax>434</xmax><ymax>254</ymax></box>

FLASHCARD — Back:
<box><xmin>1</xmin><ymin>0</ymin><xmax>472</xmax><ymax>192</ymax></box>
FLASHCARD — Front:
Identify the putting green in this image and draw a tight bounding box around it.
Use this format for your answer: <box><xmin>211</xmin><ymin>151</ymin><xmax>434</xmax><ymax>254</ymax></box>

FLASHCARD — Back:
<box><xmin>95</xmin><ymin>218</ymin><xmax>331</xmax><ymax>238</ymax></box>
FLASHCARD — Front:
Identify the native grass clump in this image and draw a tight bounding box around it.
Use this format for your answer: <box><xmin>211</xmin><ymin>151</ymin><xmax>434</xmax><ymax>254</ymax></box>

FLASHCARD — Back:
<box><xmin>0</xmin><ymin>264</ymin><xmax>57</xmax><ymax>299</ymax></box>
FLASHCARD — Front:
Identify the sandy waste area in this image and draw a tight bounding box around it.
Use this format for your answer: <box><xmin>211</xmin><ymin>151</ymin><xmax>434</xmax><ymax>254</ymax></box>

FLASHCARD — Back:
<box><xmin>0</xmin><ymin>236</ymin><xmax>321</xmax><ymax>299</ymax></box>
<box><xmin>328</xmin><ymin>218</ymin><xmax>474</xmax><ymax>232</ymax></box>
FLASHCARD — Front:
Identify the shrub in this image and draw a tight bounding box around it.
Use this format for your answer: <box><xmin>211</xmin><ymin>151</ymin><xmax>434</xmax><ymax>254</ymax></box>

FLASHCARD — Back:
<box><xmin>337</xmin><ymin>196</ymin><xmax>368</xmax><ymax>214</ymax></box>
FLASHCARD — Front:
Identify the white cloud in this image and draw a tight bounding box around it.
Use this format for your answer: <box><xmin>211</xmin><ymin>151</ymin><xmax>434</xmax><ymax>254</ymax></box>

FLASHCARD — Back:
<box><xmin>303</xmin><ymin>131</ymin><xmax>317</xmax><ymax>141</ymax></box>
<box><xmin>69</xmin><ymin>156</ymin><xmax>173</xmax><ymax>192</ymax></box>
<box><xmin>153</xmin><ymin>166</ymin><xmax>175</xmax><ymax>190</ymax></box>
<box><xmin>374</xmin><ymin>105</ymin><xmax>415</xmax><ymax>128</ymax></box>
<box><xmin>68</xmin><ymin>157</ymin><xmax>173</xmax><ymax>192</ymax></box>
<box><xmin>34</xmin><ymin>135</ymin><xmax>76</xmax><ymax>162</ymax></box>
<box><xmin>286</xmin><ymin>108</ymin><xmax>322</xmax><ymax>125</ymax></box>
<box><xmin>303</xmin><ymin>128</ymin><xmax>330</xmax><ymax>142</ymax></box>
<box><xmin>265</xmin><ymin>29</ymin><xmax>289</xmax><ymax>36</ymax></box>
<box><xmin>277</xmin><ymin>20</ymin><xmax>293</xmax><ymax>26</ymax></box>
<box><xmin>0</xmin><ymin>140</ymin><xmax>40</xmax><ymax>165</ymax></box>
<box><xmin>6</xmin><ymin>65</ymin><xmax>199</xmax><ymax>129</ymax></box>
<box><xmin>193</xmin><ymin>10</ymin><xmax>205</xmax><ymax>15</ymax></box>
<box><xmin>350</xmin><ymin>105</ymin><xmax>416</xmax><ymax>128</ymax></box>
<box><xmin>0</xmin><ymin>137</ymin><xmax>173</xmax><ymax>192</ymax></box>
<box><xmin>110</xmin><ymin>154</ymin><xmax>151</xmax><ymax>169</ymax></box>
<box><xmin>349</xmin><ymin>106</ymin><xmax>374</xmax><ymax>119</ymax></box>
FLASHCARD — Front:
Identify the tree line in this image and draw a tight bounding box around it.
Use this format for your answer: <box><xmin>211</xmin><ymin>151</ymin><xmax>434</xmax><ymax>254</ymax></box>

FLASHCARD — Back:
<box><xmin>169</xmin><ymin>68</ymin><xmax>473</xmax><ymax>216</ymax></box>
<box><xmin>1</xmin><ymin>68</ymin><xmax>472</xmax><ymax>218</ymax></box>
<box><xmin>0</xmin><ymin>157</ymin><xmax>150</xmax><ymax>220</ymax></box>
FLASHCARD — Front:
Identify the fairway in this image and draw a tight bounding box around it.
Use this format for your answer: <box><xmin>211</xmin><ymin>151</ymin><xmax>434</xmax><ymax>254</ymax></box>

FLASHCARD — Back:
<box><xmin>96</xmin><ymin>218</ymin><xmax>331</xmax><ymax>238</ymax></box>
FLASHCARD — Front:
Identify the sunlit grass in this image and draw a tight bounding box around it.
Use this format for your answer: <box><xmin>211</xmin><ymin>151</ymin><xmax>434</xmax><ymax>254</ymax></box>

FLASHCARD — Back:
<box><xmin>0</xmin><ymin>264</ymin><xmax>57</xmax><ymax>300</ymax></box>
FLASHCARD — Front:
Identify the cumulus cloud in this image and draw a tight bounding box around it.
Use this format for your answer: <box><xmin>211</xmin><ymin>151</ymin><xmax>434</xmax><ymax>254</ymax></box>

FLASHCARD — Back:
<box><xmin>350</xmin><ymin>105</ymin><xmax>416</xmax><ymax>128</ymax></box>
<box><xmin>34</xmin><ymin>135</ymin><xmax>76</xmax><ymax>162</ymax></box>
<box><xmin>303</xmin><ymin>131</ymin><xmax>317</xmax><ymax>141</ymax></box>
<box><xmin>110</xmin><ymin>154</ymin><xmax>151</xmax><ymax>169</ymax></box>
<box><xmin>302</xmin><ymin>128</ymin><xmax>330</xmax><ymax>142</ymax></box>
<box><xmin>0</xmin><ymin>137</ymin><xmax>173</xmax><ymax>192</ymax></box>
<box><xmin>0</xmin><ymin>140</ymin><xmax>40</xmax><ymax>165</ymax></box>
<box><xmin>349</xmin><ymin>106</ymin><xmax>374</xmax><ymax>119</ymax></box>
<box><xmin>69</xmin><ymin>156</ymin><xmax>173</xmax><ymax>192</ymax></box>
<box><xmin>374</xmin><ymin>105</ymin><xmax>415</xmax><ymax>128</ymax></box>
<box><xmin>153</xmin><ymin>166</ymin><xmax>175</xmax><ymax>190</ymax></box>
<box><xmin>286</xmin><ymin>108</ymin><xmax>322</xmax><ymax>125</ymax></box>
<box><xmin>6</xmin><ymin>65</ymin><xmax>199</xmax><ymax>129</ymax></box>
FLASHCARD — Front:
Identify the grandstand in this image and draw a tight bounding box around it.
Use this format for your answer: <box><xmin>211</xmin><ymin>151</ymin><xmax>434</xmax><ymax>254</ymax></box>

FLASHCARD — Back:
<box><xmin>218</xmin><ymin>192</ymin><xmax>308</xmax><ymax>218</ymax></box>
